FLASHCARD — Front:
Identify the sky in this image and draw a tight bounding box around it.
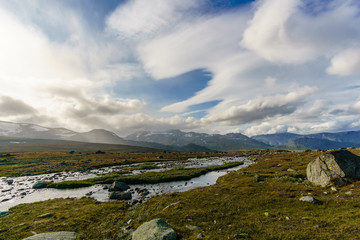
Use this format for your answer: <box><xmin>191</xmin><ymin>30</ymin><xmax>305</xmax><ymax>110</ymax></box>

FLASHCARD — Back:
<box><xmin>0</xmin><ymin>0</ymin><xmax>360</xmax><ymax>137</ymax></box>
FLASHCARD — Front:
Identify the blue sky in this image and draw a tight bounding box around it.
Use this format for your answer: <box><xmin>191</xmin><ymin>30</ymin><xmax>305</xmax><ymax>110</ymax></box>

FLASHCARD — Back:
<box><xmin>0</xmin><ymin>0</ymin><xmax>360</xmax><ymax>136</ymax></box>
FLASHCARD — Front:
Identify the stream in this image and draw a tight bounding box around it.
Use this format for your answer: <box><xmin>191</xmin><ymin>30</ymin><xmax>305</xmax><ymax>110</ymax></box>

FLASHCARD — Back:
<box><xmin>0</xmin><ymin>157</ymin><xmax>253</xmax><ymax>211</ymax></box>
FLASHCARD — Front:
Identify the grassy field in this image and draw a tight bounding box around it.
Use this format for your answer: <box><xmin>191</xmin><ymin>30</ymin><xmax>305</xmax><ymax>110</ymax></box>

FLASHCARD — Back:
<box><xmin>2</xmin><ymin>149</ymin><xmax>360</xmax><ymax>239</ymax></box>
<box><xmin>0</xmin><ymin>151</ymin><xmax>238</xmax><ymax>177</ymax></box>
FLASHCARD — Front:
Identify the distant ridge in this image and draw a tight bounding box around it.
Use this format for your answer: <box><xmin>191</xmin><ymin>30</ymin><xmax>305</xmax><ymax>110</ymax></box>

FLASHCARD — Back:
<box><xmin>125</xmin><ymin>129</ymin><xmax>269</xmax><ymax>151</ymax></box>
<box><xmin>252</xmin><ymin>131</ymin><xmax>360</xmax><ymax>149</ymax></box>
<box><xmin>2</xmin><ymin>120</ymin><xmax>359</xmax><ymax>151</ymax></box>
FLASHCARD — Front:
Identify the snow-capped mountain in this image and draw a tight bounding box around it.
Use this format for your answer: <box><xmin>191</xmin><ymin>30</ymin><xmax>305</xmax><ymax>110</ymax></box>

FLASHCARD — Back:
<box><xmin>125</xmin><ymin>129</ymin><xmax>269</xmax><ymax>151</ymax></box>
<box><xmin>0</xmin><ymin>121</ymin><xmax>77</xmax><ymax>140</ymax></box>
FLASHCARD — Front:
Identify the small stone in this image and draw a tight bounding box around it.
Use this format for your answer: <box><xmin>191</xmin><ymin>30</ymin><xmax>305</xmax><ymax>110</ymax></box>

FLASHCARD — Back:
<box><xmin>186</xmin><ymin>225</ymin><xmax>200</xmax><ymax>231</ymax></box>
<box><xmin>287</xmin><ymin>168</ymin><xmax>296</xmax><ymax>172</ymax></box>
<box><xmin>323</xmin><ymin>192</ymin><xmax>329</xmax><ymax>195</ymax></box>
<box><xmin>38</xmin><ymin>213</ymin><xmax>53</xmax><ymax>218</ymax></box>
<box><xmin>285</xmin><ymin>216</ymin><xmax>290</xmax><ymax>220</ymax></box>
<box><xmin>234</xmin><ymin>233</ymin><xmax>249</xmax><ymax>238</ymax></box>
<box><xmin>331</xmin><ymin>186</ymin><xmax>337</xmax><ymax>192</ymax></box>
<box><xmin>264</xmin><ymin>212</ymin><xmax>270</xmax><ymax>217</ymax></box>
<box><xmin>0</xmin><ymin>212</ymin><xmax>11</xmax><ymax>218</ymax></box>
<box><xmin>299</xmin><ymin>196</ymin><xmax>322</xmax><ymax>204</ymax></box>
<box><xmin>345</xmin><ymin>191</ymin><xmax>353</xmax><ymax>195</ymax></box>
<box><xmin>196</xmin><ymin>233</ymin><xmax>205</xmax><ymax>239</ymax></box>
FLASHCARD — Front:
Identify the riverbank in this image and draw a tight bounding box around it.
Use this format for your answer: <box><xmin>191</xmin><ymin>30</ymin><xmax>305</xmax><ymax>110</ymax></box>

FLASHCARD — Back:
<box><xmin>2</xmin><ymin>149</ymin><xmax>360</xmax><ymax>239</ymax></box>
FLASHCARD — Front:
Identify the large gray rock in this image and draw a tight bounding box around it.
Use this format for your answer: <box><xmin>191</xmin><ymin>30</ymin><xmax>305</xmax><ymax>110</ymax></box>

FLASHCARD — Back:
<box><xmin>132</xmin><ymin>218</ymin><xmax>176</xmax><ymax>240</ymax></box>
<box><xmin>22</xmin><ymin>231</ymin><xmax>77</xmax><ymax>240</ymax></box>
<box><xmin>109</xmin><ymin>191</ymin><xmax>132</xmax><ymax>200</ymax></box>
<box><xmin>109</xmin><ymin>181</ymin><xmax>130</xmax><ymax>192</ymax></box>
<box><xmin>307</xmin><ymin>150</ymin><xmax>360</xmax><ymax>187</ymax></box>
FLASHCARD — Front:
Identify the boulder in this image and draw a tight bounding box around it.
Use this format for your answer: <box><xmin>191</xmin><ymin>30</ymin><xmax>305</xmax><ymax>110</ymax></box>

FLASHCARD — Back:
<box><xmin>109</xmin><ymin>181</ymin><xmax>130</xmax><ymax>192</ymax></box>
<box><xmin>306</xmin><ymin>150</ymin><xmax>360</xmax><ymax>187</ymax></box>
<box><xmin>109</xmin><ymin>191</ymin><xmax>132</xmax><ymax>200</ymax></box>
<box><xmin>132</xmin><ymin>218</ymin><xmax>176</xmax><ymax>240</ymax></box>
<box><xmin>22</xmin><ymin>231</ymin><xmax>77</xmax><ymax>240</ymax></box>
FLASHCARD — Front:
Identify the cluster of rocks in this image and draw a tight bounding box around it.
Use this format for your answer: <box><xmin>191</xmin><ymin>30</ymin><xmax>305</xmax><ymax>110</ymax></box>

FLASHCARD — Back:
<box><xmin>20</xmin><ymin>219</ymin><xmax>176</xmax><ymax>240</ymax></box>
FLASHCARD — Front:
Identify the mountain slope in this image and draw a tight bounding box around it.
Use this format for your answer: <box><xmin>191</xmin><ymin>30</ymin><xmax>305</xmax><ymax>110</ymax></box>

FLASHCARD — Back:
<box><xmin>0</xmin><ymin>121</ymin><xmax>218</xmax><ymax>152</ymax></box>
<box><xmin>307</xmin><ymin>131</ymin><xmax>360</xmax><ymax>144</ymax></box>
<box><xmin>293</xmin><ymin>137</ymin><xmax>360</xmax><ymax>149</ymax></box>
<box><xmin>125</xmin><ymin>129</ymin><xmax>269</xmax><ymax>151</ymax></box>
<box><xmin>251</xmin><ymin>133</ymin><xmax>302</xmax><ymax>146</ymax></box>
<box><xmin>0</xmin><ymin>136</ymin><xmax>159</xmax><ymax>153</ymax></box>
<box><xmin>252</xmin><ymin>131</ymin><xmax>360</xmax><ymax>149</ymax></box>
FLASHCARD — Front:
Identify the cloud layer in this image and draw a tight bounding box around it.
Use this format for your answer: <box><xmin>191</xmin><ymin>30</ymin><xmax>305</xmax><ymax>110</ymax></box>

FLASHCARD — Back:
<box><xmin>0</xmin><ymin>0</ymin><xmax>359</xmax><ymax>136</ymax></box>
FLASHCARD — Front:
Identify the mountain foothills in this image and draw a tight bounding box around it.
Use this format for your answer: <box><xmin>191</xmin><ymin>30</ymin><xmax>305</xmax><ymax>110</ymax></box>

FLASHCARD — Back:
<box><xmin>0</xmin><ymin>121</ymin><xmax>360</xmax><ymax>151</ymax></box>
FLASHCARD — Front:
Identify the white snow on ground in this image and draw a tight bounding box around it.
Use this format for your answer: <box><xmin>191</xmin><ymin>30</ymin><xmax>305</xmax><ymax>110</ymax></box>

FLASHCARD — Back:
<box><xmin>0</xmin><ymin>122</ymin><xmax>22</xmax><ymax>135</ymax></box>
<box><xmin>30</xmin><ymin>125</ymin><xmax>49</xmax><ymax>132</ymax></box>
<box><xmin>56</xmin><ymin>133</ymin><xmax>76</xmax><ymax>138</ymax></box>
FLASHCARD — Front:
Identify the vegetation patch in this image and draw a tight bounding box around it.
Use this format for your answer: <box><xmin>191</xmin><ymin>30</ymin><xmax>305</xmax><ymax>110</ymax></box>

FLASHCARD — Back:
<box><xmin>45</xmin><ymin>162</ymin><xmax>243</xmax><ymax>189</ymax></box>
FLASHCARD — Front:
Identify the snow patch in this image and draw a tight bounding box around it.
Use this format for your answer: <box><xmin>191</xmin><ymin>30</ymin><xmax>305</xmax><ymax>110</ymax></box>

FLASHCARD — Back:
<box><xmin>30</xmin><ymin>125</ymin><xmax>49</xmax><ymax>132</ymax></box>
<box><xmin>0</xmin><ymin>122</ymin><xmax>22</xmax><ymax>135</ymax></box>
<box><xmin>56</xmin><ymin>133</ymin><xmax>76</xmax><ymax>138</ymax></box>
<box><xmin>144</xmin><ymin>132</ymin><xmax>172</xmax><ymax>137</ymax></box>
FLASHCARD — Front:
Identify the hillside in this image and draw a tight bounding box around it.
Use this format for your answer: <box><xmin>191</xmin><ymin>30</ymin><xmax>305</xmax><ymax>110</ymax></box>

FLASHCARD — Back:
<box><xmin>0</xmin><ymin>136</ymin><xmax>158</xmax><ymax>153</ymax></box>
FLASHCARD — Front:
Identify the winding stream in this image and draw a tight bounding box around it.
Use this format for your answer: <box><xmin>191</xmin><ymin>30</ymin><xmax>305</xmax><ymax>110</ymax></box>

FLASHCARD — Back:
<box><xmin>0</xmin><ymin>157</ymin><xmax>252</xmax><ymax>211</ymax></box>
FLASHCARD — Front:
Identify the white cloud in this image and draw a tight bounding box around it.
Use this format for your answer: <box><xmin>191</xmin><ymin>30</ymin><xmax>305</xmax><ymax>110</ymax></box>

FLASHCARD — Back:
<box><xmin>0</xmin><ymin>0</ymin><xmax>360</xmax><ymax>137</ymax></box>
<box><xmin>327</xmin><ymin>48</ymin><xmax>360</xmax><ymax>76</ymax></box>
<box><xmin>106</xmin><ymin>0</ymin><xmax>201</xmax><ymax>39</ymax></box>
<box><xmin>243</xmin><ymin>123</ymin><xmax>299</xmax><ymax>137</ymax></box>
<box><xmin>265</xmin><ymin>76</ymin><xmax>277</xmax><ymax>88</ymax></box>
<box><xmin>241</xmin><ymin>0</ymin><xmax>316</xmax><ymax>63</ymax></box>
<box><xmin>204</xmin><ymin>86</ymin><xmax>317</xmax><ymax>125</ymax></box>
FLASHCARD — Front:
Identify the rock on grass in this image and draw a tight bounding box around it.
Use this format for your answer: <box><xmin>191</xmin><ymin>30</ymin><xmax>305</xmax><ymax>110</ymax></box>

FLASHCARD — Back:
<box><xmin>299</xmin><ymin>196</ymin><xmax>322</xmax><ymax>204</ymax></box>
<box><xmin>22</xmin><ymin>231</ymin><xmax>77</xmax><ymax>240</ymax></box>
<box><xmin>132</xmin><ymin>218</ymin><xmax>176</xmax><ymax>240</ymax></box>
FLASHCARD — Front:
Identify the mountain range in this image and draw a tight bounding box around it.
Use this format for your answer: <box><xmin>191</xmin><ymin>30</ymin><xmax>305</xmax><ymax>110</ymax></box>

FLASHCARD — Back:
<box><xmin>0</xmin><ymin>121</ymin><xmax>267</xmax><ymax>152</ymax></box>
<box><xmin>0</xmin><ymin>120</ymin><xmax>359</xmax><ymax>151</ymax></box>
<box><xmin>251</xmin><ymin>132</ymin><xmax>360</xmax><ymax>149</ymax></box>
